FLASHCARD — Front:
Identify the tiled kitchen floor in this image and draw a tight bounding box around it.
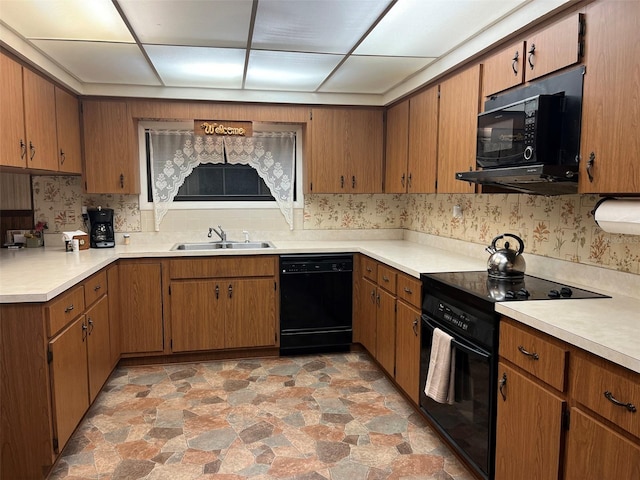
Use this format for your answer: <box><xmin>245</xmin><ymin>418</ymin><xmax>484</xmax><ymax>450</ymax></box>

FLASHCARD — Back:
<box><xmin>49</xmin><ymin>352</ymin><xmax>474</xmax><ymax>479</ymax></box>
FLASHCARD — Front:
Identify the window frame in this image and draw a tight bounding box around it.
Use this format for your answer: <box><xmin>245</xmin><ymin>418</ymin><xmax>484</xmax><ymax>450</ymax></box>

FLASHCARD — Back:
<box><xmin>138</xmin><ymin>121</ymin><xmax>304</xmax><ymax>212</ymax></box>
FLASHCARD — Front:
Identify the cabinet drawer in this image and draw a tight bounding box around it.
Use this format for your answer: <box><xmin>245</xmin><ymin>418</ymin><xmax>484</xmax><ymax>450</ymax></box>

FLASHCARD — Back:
<box><xmin>571</xmin><ymin>353</ymin><xmax>640</xmax><ymax>439</ymax></box>
<box><xmin>46</xmin><ymin>286</ymin><xmax>85</xmax><ymax>337</ymax></box>
<box><xmin>377</xmin><ymin>265</ymin><xmax>397</xmax><ymax>294</ymax></box>
<box><xmin>84</xmin><ymin>270</ymin><xmax>107</xmax><ymax>307</ymax></box>
<box><xmin>397</xmin><ymin>273</ymin><xmax>421</xmax><ymax>308</ymax></box>
<box><xmin>362</xmin><ymin>256</ymin><xmax>377</xmax><ymax>281</ymax></box>
<box><xmin>170</xmin><ymin>255</ymin><xmax>276</xmax><ymax>279</ymax></box>
<box><xmin>499</xmin><ymin>320</ymin><xmax>568</xmax><ymax>392</ymax></box>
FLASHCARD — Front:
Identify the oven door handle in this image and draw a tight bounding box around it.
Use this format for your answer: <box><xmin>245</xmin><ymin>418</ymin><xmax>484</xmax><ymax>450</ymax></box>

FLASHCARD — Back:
<box><xmin>422</xmin><ymin>316</ymin><xmax>491</xmax><ymax>360</ymax></box>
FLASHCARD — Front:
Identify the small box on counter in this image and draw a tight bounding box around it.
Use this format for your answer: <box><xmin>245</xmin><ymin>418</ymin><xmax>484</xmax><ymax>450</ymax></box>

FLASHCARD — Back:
<box><xmin>62</xmin><ymin>231</ymin><xmax>89</xmax><ymax>251</ymax></box>
<box><xmin>73</xmin><ymin>234</ymin><xmax>89</xmax><ymax>250</ymax></box>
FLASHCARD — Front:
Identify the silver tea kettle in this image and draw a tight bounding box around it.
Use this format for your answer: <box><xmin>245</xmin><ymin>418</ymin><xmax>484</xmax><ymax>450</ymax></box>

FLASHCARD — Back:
<box><xmin>486</xmin><ymin>233</ymin><xmax>526</xmax><ymax>279</ymax></box>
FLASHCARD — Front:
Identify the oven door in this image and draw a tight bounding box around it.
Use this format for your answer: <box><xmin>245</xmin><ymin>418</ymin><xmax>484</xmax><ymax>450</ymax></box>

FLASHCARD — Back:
<box><xmin>420</xmin><ymin>315</ymin><xmax>495</xmax><ymax>480</ymax></box>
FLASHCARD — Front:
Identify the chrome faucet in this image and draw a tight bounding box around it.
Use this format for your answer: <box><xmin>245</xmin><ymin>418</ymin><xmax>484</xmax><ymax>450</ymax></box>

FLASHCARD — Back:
<box><xmin>208</xmin><ymin>225</ymin><xmax>227</xmax><ymax>242</ymax></box>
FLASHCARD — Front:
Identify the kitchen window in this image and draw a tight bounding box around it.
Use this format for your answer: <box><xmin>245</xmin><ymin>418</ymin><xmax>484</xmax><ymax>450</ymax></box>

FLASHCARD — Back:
<box><xmin>138</xmin><ymin>122</ymin><xmax>302</xmax><ymax>231</ymax></box>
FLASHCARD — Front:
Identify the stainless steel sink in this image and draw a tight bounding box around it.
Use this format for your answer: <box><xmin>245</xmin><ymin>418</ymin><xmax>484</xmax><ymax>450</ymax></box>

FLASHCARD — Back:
<box><xmin>171</xmin><ymin>241</ymin><xmax>273</xmax><ymax>251</ymax></box>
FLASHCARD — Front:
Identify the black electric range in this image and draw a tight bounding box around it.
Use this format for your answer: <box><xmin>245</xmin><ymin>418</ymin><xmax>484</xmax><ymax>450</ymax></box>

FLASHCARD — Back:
<box><xmin>418</xmin><ymin>271</ymin><xmax>609</xmax><ymax>480</ymax></box>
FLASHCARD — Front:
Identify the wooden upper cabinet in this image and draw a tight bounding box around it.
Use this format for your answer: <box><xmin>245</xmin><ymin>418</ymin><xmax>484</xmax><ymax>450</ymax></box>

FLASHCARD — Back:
<box><xmin>22</xmin><ymin>68</ymin><xmax>58</xmax><ymax>171</ymax></box>
<box><xmin>55</xmin><ymin>87</ymin><xmax>82</xmax><ymax>174</ymax></box>
<box><xmin>408</xmin><ymin>85</ymin><xmax>438</xmax><ymax>193</ymax></box>
<box><xmin>524</xmin><ymin>13</ymin><xmax>584</xmax><ymax>82</ymax></box>
<box><xmin>309</xmin><ymin>107</ymin><xmax>383</xmax><ymax>193</ymax></box>
<box><xmin>384</xmin><ymin>100</ymin><xmax>409</xmax><ymax>193</ymax></box>
<box><xmin>580</xmin><ymin>1</ymin><xmax>639</xmax><ymax>194</ymax></box>
<box><xmin>82</xmin><ymin>100</ymin><xmax>139</xmax><ymax>194</ymax></box>
<box><xmin>384</xmin><ymin>86</ymin><xmax>439</xmax><ymax>194</ymax></box>
<box><xmin>482</xmin><ymin>41</ymin><xmax>525</xmax><ymax>98</ymax></box>
<box><xmin>0</xmin><ymin>52</ymin><xmax>26</xmax><ymax>168</ymax></box>
<box><xmin>437</xmin><ymin>64</ymin><xmax>481</xmax><ymax>193</ymax></box>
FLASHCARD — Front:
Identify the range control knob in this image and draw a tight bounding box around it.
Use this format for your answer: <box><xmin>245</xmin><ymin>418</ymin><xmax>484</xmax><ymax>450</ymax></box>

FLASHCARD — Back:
<box><xmin>517</xmin><ymin>288</ymin><xmax>530</xmax><ymax>298</ymax></box>
<box><xmin>524</xmin><ymin>146</ymin><xmax>534</xmax><ymax>160</ymax></box>
<box><xmin>548</xmin><ymin>289</ymin><xmax>561</xmax><ymax>298</ymax></box>
<box><xmin>560</xmin><ymin>287</ymin><xmax>573</xmax><ymax>297</ymax></box>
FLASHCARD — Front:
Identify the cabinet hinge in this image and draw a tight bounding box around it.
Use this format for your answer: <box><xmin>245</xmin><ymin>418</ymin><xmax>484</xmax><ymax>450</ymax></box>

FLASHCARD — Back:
<box><xmin>170</xmin><ymin>339</ymin><xmax>173</xmax><ymax>350</ymax></box>
<box><xmin>52</xmin><ymin>437</ymin><xmax>59</xmax><ymax>453</ymax></box>
<box><xmin>309</xmin><ymin>110</ymin><xmax>313</xmax><ymax>121</ymax></box>
<box><xmin>394</xmin><ymin>303</ymin><xmax>397</xmax><ymax>313</ymax></box>
<box><xmin>168</xmin><ymin>285</ymin><xmax>171</xmax><ymax>295</ymax></box>
<box><xmin>310</xmin><ymin>182</ymin><xmax>313</xmax><ymax>192</ymax></box>
<box><xmin>274</xmin><ymin>281</ymin><xmax>277</xmax><ymax>291</ymax></box>
<box><xmin>47</xmin><ymin>349</ymin><xmax>53</xmax><ymax>364</ymax></box>
<box><xmin>562</xmin><ymin>410</ymin><xmax>570</xmax><ymax>431</ymax></box>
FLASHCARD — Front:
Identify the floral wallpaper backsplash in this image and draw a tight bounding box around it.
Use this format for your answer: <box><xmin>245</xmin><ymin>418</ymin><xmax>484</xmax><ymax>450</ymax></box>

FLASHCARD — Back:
<box><xmin>32</xmin><ymin>176</ymin><xmax>141</xmax><ymax>233</ymax></box>
<box><xmin>306</xmin><ymin>193</ymin><xmax>640</xmax><ymax>274</ymax></box>
<box><xmin>32</xmin><ymin>175</ymin><xmax>639</xmax><ymax>274</ymax></box>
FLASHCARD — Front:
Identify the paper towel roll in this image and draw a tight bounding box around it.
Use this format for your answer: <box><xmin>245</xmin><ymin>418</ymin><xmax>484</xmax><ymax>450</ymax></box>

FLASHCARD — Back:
<box><xmin>594</xmin><ymin>199</ymin><xmax>640</xmax><ymax>235</ymax></box>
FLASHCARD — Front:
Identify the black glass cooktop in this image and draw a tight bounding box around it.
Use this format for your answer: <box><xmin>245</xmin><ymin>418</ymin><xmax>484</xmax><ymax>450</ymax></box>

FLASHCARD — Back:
<box><xmin>421</xmin><ymin>271</ymin><xmax>610</xmax><ymax>302</ymax></box>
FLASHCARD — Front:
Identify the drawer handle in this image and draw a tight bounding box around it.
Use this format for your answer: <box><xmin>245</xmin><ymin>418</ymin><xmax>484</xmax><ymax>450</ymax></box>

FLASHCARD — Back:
<box><xmin>499</xmin><ymin>372</ymin><xmax>507</xmax><ymax>401</ymax></box>
<box><xmin>88</xmin><ymin>318</ymin><xmax>94</xmax><ymax>334</ymax></box>
<box><xmin>412</xmin><ymin>318</ymin><xmax>419</xmax><ymax>336</ymax></box>
<box><xmin>382</xmin><ymin>275</ymin><xmax>389</xmax><ymax>282</ymax></box>
<box><xmin>94</xmin><ymin>285</ymin><xmax>101</xmax><ymax>292</ymax></box>
<box><xmin>517</xmin><ymin>345</ymin><xmax>539</xmax><ymax>360</ymax></box>
<box><xmin>64</xmin><ymin>304</ymin><xmax>74</xmax><ymax>313</ymax></box>
<box><xmin>403</xmin><ymin>287</ymin><xmax>413</xmax><ymax>294</ymax></box>
<box><xmin>366</xmin><ymin>267</ymin><xmax>372</xmax><ymax>273</ymax></box>
<box><xmin>604</xmin><ymin>391</ymin><xmax>637</xmax><ymax>413</ymax></box>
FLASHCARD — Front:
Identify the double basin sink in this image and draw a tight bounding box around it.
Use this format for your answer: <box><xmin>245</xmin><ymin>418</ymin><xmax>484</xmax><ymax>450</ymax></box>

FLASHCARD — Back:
<box><xmin>171</xmin><ymin>241</ymin><xmax>274</xmax><ymax>251</ymax></box>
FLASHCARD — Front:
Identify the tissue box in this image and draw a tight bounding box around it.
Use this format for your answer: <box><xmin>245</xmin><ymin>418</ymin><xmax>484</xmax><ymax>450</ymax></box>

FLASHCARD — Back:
<box><xmin>73</xmin><ymin>234</ymin><xmax>89</xmax><ymax>250</ymax></box>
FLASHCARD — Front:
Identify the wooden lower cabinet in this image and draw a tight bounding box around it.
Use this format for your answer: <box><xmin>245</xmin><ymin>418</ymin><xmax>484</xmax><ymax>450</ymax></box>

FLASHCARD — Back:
<box><xmin>564</xmin><ymin>408</ymin><xmax>640</xmax><ymax>480</ymax></box>
<box><xmin>394</xmin><ymin>301</ymin><xmax>421</xmax><ymax>404</ymax></box>
<box><xmin>376</xmin><ymin>288</ymin><xmax>396</xmax><ymax>376</ymax></box>
<box><xmin>494</xmin><ymin>362</ymin><xmax>565</xmax><ymax>480</ymax></box>
<box><xmin>119</xmin><ymin>260</ymin><xmax>164</xmax><ymax>354</ymax></box>
<box><xmin>354</xmin><ymin>276</ymin><xmax>377</xmax><ymax>355</ymax></box>
<box><xmin>86</xmin><ymin>296</ymin><xmax>112</xmax><ymax>402</ymax></box>
<box><xmin>169</xmin><ymin>256</ymin><xmax>277</xmax><ymax>353</ymax></box>
<box><xmin>49</xmin><ymin>316</ymin><xmax>91</xmax><ymax>453</ymax></box>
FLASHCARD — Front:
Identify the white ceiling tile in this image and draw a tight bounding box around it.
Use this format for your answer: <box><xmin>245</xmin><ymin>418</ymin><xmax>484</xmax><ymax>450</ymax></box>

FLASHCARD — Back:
<box><xmin>0</xmin><ymin>0</ymin><xmax>133</xmax><ymax>42</ymax></box>
<box><xmin>246</xmin><ymin>50</ymin><xmax>342</xmax><ymax>92</ymax></box>
<box><xmin>118</xmin><ymin>0</ymin><xmax>253</xmax><ymax>47</ymax></box>
<box><xmin>319</xmin><ymin>55</ymin><xmax>435</xmax><ymax>94</ymax></box>
<box><xmin>30</xmin><ymin>40</ymin><xmax>160</xmax><ymax>85</ymax></box>
<box><xmin>252</xmin><ymin>0</ymin><xmax>393</xmax><ymax>54</ymax></box>
<box><xmin>356</xmin><ymin>0</ymin><xmax>528</xmax><ymax>57</ymax></box>
<box><xmin>145</xmin><ymin>45</ymin><xmax>245</xmax><ymax>89</ymax></box>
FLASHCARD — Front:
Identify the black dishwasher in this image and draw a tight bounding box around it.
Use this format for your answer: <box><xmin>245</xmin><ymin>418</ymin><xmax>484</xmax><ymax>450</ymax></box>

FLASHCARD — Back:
<box><xmin>279</xmin><ymin>254</ymin><xmax>353</xmax><ymax>355</ymax></box>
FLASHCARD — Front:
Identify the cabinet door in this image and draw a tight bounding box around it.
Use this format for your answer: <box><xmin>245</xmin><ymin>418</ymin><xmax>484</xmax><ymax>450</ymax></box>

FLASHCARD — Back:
<box><xmin>355</xmin><ymin>276</ymin><xmax>377</xmax><ymax>355</ymax></box>
<box><xmin>437</xmin><ymin>64</ymin><xmax>481</xmax><ymax>193</ymax></box>
<box><xmin>395</xmin><ymin>301</ymin><xmax>421</xmax><ymax>404</ymax></box>
<box><xmin>407</xmin><ymin>85</ymin><xmax>438</xmax><ymax>193</ymax></box>
<box><xmin>82</xmin><ymin>100</ymin><xmax>139</xmax><ymax>193</ymax></box>
<box><xmin>170</xmin><ymin>280</ymin><xmax>225</xmax><ymax>352</ymax></box>
<box><xmin>494</xmin><ymin>362</ymin><xmax>565</xmax><ymax>480</ymax></box>
<box><xmin>49</xmin><ymin>316</ymin><xmax>90</xmax><ymax>453</ymax></box>
<box><xmin>482</xmin><ymin>41</ymin><xmax>525</xmax><ymax>98</ymax></box>
<box><xmin>119</xmin><ymin>261</ymin><xmax>164</xmax><ymax>354</ymax></box>
<box><xmin>564</xmin><ymin>408</ymin><xmax>640</xmax><ymax>480</ymax></box>
<box><xmin>23</xmin><ymin>68</ymin><xmax>58</xmax><ymax>171</ymax></box>
<box><xmin>106</xmin><ymin>264</ymin><xmax>120</xmax><ymax>367</ymax></box>
<box><xmin>524</xmin><ymin>13</ymin><xmax>584</xmax><ymax>82</ymax></box>
<box><xmin>310</xmin><ymin>107</ymin><xmax>383</xmax><ymax>193</ymax></box>
<box><xmin>376</xmin><ymin>288</ymin><xmax>396</xmax><ymax>376</ymax></box>
<box><xmin>55</xmin><ymin>87</ymin><xmax>82</xmax><ymax>174</ymax></box>
<box><xmin>86</xmin><ymin>295</ymin><xmax>111</xmax><ymax>402</ymax></box>
<box><xmin>384</xmin><ymin>100</ymin><xmax>409</xmax><ymax>193</ymax></box>
<box><xmin>0</xmin><ymin>52</ymin><xmax>26</xmax><ymax>168</ymax></box>
<box><xmin>580</xmin><ymin>2</ymin><xmax>639</xmax><ymax>193</ymax></box>
<box><xmin>225</xmin><ymin>278</ymin><xmax>276</xmax><ymax>348</ymax></box>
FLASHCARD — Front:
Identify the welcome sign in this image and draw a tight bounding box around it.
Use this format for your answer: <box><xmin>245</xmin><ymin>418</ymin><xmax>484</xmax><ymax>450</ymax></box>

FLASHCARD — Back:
<box><xmin>194</xmin><ymin>120</ymin><xmax>253</xmax><ymax>137</ymax></box>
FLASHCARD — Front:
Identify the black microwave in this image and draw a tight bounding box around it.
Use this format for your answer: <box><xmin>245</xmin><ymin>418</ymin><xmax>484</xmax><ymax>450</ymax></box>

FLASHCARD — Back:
<box><xmin>476</xmin><ymin>93</ymin><xmax>564</xmax><ymax>168</ymax></box>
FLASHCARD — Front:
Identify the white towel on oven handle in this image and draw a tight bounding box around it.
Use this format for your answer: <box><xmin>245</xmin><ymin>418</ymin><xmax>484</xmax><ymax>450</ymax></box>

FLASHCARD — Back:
<box><xmin>424</xmin><ymin>327</ymin><xmax>456</xmax><ymax>404</ymax></box>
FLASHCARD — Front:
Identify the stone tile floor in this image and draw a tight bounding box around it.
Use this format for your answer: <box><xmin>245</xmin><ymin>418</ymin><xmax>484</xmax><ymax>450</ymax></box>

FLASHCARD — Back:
<box><xmin>49</xmin><ymin>352</ymin><xmax>475</xmax><ymax>479</ymax></box>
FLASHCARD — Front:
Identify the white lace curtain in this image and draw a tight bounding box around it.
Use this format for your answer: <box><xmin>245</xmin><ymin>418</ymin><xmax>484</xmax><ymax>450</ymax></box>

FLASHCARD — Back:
<box><xmin>149</xmin><ymin>130</ymin><xmax>296</xmax><ymax>231</ymax></box>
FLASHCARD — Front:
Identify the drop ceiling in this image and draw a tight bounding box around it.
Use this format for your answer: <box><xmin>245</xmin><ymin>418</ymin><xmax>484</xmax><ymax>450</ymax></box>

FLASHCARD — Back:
<box><xmin>0</xmin><ymin>0</ymin><xmax>572</xmax><ymax>105</ymax></box>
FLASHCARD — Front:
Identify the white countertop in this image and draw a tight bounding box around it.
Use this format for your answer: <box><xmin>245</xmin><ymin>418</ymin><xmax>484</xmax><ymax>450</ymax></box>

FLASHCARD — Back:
<box><xmin>1</xmin><ymin>239</ymin><xmax>639</xmax><ymax>374</ymax></box>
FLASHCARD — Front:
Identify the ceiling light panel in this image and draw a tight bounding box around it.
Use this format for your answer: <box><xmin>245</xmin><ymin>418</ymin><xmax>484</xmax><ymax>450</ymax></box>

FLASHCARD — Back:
<box><xmin>145</xmin><ymin>45</ymin><xmax>245</xmax><ymax>89</ymax></box>
<box><xmin>118</xmin><ymin>0</ymin><xmax>253</xmax><ymax>48</ymax></box>
<box><xmin>319</xmin><ymin>55</ymin><xmax>434</xmax><ymax>94</ymax></box>
<box><xmin>252</xmin><ymin>0</ymin><xmax>393</xmax><ymax>54</ymax></box>
<box><xmin>29</xmin><ymin>40</ymin><xmax>160</xmax><ymax>85</ymax></box>
<box><xmin>246</xmin><ymin>50</ymin><xmax>342</xmax><ymax>92</ymax></box>
<box><xmin>356</xmin><ymin>0</ymin><xmax>528</xmax><ymax>57</ymax></box>
<box><xmin>0</xmin><ymin>0</ymin><xmax>133</xmax><ymax>42</ymax></box>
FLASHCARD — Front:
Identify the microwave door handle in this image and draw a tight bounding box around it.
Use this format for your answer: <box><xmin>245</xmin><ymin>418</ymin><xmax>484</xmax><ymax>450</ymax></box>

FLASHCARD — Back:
<box><xmin>422</xmin><ymin>315</ymin><xmax>491</xmax><ymax>360</ymax></box>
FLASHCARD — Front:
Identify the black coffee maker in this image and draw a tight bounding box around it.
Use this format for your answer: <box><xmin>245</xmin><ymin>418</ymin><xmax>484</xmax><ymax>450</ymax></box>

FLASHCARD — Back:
<box><xmin>88</xmin><ymin>207</ymin><xmax>115</xmax><ymax>248</ymax></box>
